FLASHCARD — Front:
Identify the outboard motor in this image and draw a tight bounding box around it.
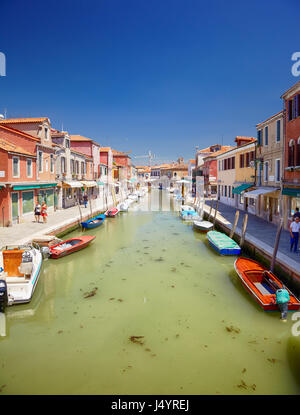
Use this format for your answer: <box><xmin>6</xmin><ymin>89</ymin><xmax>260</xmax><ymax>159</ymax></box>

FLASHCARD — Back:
<box><xmin>41</xmin><ymin>246</ymin><xmax>51</xmax><ymax>259</ymax></box>
<box><xmin>19</xmin><ymin>251</ymin><xmax>33</xmax><ymax>276</ymax></box>
<box><xmin>0</xmin><ymin>279</ymin><xmax>8</xmax><ymax>313</ymax></box>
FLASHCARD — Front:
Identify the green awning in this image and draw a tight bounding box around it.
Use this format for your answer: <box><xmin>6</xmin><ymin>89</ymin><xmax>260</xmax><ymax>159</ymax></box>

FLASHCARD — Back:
<box><xmin>282</xmin><ymin>187</ymin><xmax>300</xmax><ymax>197</ymax></box>
<box><xmin>12</xmin><ymin>183</ymin><xmax>58</xmax><ymax>190</ymax></box>
<box><xmin>97</xmin><ymin>181</ymin><xmax>105</xmax><ymax>186</ymax></box>
<box><xmin>0</xmin><ymin>184</ymin><xmax>5</xmax><ymax>189</ymax></box>
<box><xmin>232</xmin><ymin>183</ymin><xmax>254</xmax><ymax>194</ymax></box>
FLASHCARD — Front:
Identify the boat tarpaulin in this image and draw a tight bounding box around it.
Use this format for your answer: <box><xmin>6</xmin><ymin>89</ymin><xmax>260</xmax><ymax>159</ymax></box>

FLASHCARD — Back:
<box><xmin>244</xmin><ymin>187</ymin><xmax>280</xmax><ymax>199</ymax></box>
<box><xmin>232</xmin><ymin>183</ymin><xmax>254</xmax><ymax>194</ymax></box>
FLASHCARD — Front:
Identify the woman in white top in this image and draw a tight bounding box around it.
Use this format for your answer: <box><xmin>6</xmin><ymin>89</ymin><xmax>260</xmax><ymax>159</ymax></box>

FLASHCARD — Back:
<box><xmin>289</xmin><ymin>217</ymin><xmax>300</xmax><ymax>252</ymax></box>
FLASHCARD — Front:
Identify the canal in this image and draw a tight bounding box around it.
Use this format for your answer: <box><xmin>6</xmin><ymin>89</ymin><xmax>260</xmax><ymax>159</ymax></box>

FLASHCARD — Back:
<box><xmin>0</xmin><ymin>190</ymin><xmax>300</xmax><ymax>394</ymax></box>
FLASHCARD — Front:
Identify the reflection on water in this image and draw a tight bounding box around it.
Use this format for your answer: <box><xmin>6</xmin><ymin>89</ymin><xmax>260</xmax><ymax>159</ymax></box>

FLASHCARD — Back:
<box><xmin>0</xmin><ymin>190</ymin><xmax>299</xmax><ymax>395</ymax></box>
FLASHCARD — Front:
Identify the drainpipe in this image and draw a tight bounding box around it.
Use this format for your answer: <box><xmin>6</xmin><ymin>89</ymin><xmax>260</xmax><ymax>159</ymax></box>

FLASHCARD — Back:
<box><xmin>281</xmin><ymin>100</ymin><xmax>286</xmax><ymax>228</ymax></box>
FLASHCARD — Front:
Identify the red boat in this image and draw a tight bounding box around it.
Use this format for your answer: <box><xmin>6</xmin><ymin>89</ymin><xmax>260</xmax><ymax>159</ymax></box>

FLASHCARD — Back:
<box><xmin>105</xmin><ymin>207</ymin><xmax>119</xmax><ymax>217</ymax></box>
<box><xmin>49</xmin><ymin>236</ymin><xmax>96</xmax><ymax>259</ymax></box>
<box><xmin>234</xmin><ymin>257</ymin><xmax>300</xmax><ymax>311</ymax></box>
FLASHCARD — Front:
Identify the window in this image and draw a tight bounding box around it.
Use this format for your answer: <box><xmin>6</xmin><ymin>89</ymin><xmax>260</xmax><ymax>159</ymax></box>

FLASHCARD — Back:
<box><xmin>288</xmin><ymin>140</ymin><xmax>295</xmax><ymax>167</ymax></box>
<box><xmin>22</xmin><ymin>191</ymin><xmax>34</xmax><ymax>214</ymax></box>
<box><xmin>288</xmin><ymin>99</ymin><xmax>293</xmax><ymax>121</ymax></box>
<box><xmin>224</xmin><ymin>185</ymin><xmax>227</xmax><ymax>197</ymax></box>
<box><xmin>297</xmin><ymin>137</ymin><xmax>300</xmax><ymax>167</ymax></box>
<box><xmin>45</xmin><ymin>126</ymin><xmax>49</xmax><ymax>140</ymax></box>
<box><xmin>228</xmin><ymin>186</ymin><xmax>231</xmax><ymax>198</ymax></box>
<box><xmin>232</xmin><ymin>188</ymin><xmax>235</xmax><ymax>199</ymax></box>
<box><xmin>221</xmin><ymin>185</ymin><xmax>223</xmax><ymax>196</ymax></box>
<box><xmin>45</xmin><ymin>159</ymin><xmax>48</xmax><ymax>172</ymax></box>
<box><xmin>275</xmin><ymin>159</ymin><xmax>281</xmax><ymax>183</ymax></box>
<box><xmin>50</xmin><ymin>154</ymin><xmax>54</xmax><ymax>173</ymax></box>
<box><xmin>264</xmin><ymin>161</ymin><xmax>269</xmax><ymax>182</ymax></box>
<box><xmin>12</xmin><ymin>157</ymin><xmax>20</xmax><ymax>177</ymax></box>
<box><xmin>246</xmin><ymin>152</ymin><xmax>250</xmax><ymax>167</ymax></box>
<box><xmin>65</xmin><ymin>139</ymin><xmax>70</xmax><ymax>148</ymax></box>
<box><xmin>76</xmin><ymin>160</ymin><xmax>79</xmax><ymax>174</ymax></box>
<box><xmin>61</xmin><ymin>157</ymin><xmax>66</xmax><ymax>173</ymax></box>
<box><xmin>27</xmin><ymin>159</ymin><xmax>32</xmax><ymax>177</ymax></box>
<box><xmin>71</xmin><ymin>159</ymin><xmax>75</xmax><ymax>174</ymax></box>
<box><xmin>257</xmin><ymin>129</ymin><xmax>262</xmax><ymax>145</ymax></box>
<box><xmin>232</xmin><ymin>157</ymin><xmax>235</xmax><ymax>169</ymax></box>
<box><xmin>276</xmin><ymin>120</ymin><xmax>281</xmax><ymax>142</ymax></box>
<box><xmin>81</xmin><ymin>162</ymin><xmax>85</xmax><ymax>175</ymax></box>
<box><xmin>38</xmin><ymin>151</ymin><xmax>43</xmax><ymax>173</ymax></box>
<box><xmin>240</xmin><ymin>154</ymin><xmax>244</xmax><ymax>168</ymax></box>
<box><xmin>264</xmin><ymin>126</ymin><xmax>268</xmax><ymax>146</ymax></box>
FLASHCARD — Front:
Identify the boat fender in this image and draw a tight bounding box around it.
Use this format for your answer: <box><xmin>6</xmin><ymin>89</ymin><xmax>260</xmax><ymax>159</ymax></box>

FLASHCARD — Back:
<box><xmin>0</xmin><ymin>267</ymin><xmax>3</xmax><ymax>273</ymax></box>
<box><xmin>0</xmin><ymin>279</ymin><xmax>8</xmax><ymax>313</ymax></box>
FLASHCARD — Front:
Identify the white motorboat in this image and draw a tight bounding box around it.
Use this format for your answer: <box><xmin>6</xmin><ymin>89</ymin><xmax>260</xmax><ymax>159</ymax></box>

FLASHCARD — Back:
<box><xmin>0</xmin><ymin>244</ymin><xmax>42</xmax><ymax>309</ymax></box>
<box><xmin>180</xmin><ymin>205</ymin><xmax>195</xmax><ymax>213</ymax></box>
<box><xmin>193</xmin><ymin>220</ymin><xmax>213</xmax><ymax>232</ymax></box>
<box><xmin>128</xmin><ymin>194</ymin><xmax>138</xmax><ymax>202</ymax></box>
<box><xmin>117</xmin><ymin>201</ymin><xmax>129</xmax><ymax>212</ymax></box>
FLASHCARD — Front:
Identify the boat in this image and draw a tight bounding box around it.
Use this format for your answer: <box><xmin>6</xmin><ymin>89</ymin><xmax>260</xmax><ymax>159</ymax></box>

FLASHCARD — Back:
<box><xmin>207</xmin><ymin>231</ymin><xmax>241</xmax><ymax>255</ymax></box>
<box><xmin>105</xmin><ymin>207</ymin><xmax>119</xmax><ymax>217</ymax></box>
<box><xmin>180</xmin><ymin>210</ymin><xmax>199</xmax><ymax>220</ymax></box>
<box><xmin>234</xmin><ymin>257</ymin><xmax>300</xmax><ymax>311</ymax></box>
<box><xmin>117</xmin><ymin>201</ymin><xmax>129</xmax><ymax>212</ymax></box>
<box><xmin>81</xmin><ymin>214</ymin><xmax>106</xmax><ymax>229</ymax></box>
<box><xmin>128</xmin><ymin>194</ymin><xmax>138</xmax><ymax>202</ymax></box>
<box><xmin>49</xmin><ymin>236</ymin><xmax>96</xmax><ymax>259</ymax></box>
<box><xmin>0</xmin><ymin>244</ymin><xmax>42</xmax><ymax>308</ymax></box>
<box><xmin>180</xmin><ymin>205</ymin><xmax>195</xmax><ymax>213</ymax></box>
<box><xmin>193</xmin><ymin>220</ymin><xmax>213</xmax><ymax>232</ymax></box>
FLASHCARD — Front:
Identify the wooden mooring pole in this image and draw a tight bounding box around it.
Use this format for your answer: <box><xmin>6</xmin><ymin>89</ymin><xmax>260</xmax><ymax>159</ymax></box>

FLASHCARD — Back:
<box><xmin>76</xmin><ymin>197</ymin><xmax>83</xmax><ymax>229</ymax></box>
<box><xmin>230</xmin><ymin>210</ymin><xmax>240</xmax><ymax>239</ymax></box>
<box><xmin>208</xmin><ymin>198</ymin><xmax>213</xmax><ymax>222</ymax></box>
<box><xmin>270</xmin><ymin>219</ymin><xmax>283</xmax><ymax>273</ymax></box>
<box><xmin>212</xmin><ymin>200</ymin><xmax>219</xmax><ymax>230</ymax></box>
<box><xmin>240</xmin><ymin>214</ymin><xmax>248</xmax><ymax>248</ymax></box>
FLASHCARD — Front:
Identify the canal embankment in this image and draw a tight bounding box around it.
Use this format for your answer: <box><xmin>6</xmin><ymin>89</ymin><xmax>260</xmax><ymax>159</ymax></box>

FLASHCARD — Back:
<box><xmin>0</xmin><ymin>194</ymin><xmax>121</xmax><ymax>246</ymax></box>
<box><xmin>199</xmin><ymin>200</ymin><xmax>300</xmax><ymax>294</ymax></box>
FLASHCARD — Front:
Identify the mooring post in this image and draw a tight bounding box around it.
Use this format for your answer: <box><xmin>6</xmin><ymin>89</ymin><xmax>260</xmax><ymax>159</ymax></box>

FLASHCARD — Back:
<box><xmin>270</xmin><ymin>219</ymin><xmax>283</xmax><ymax>272</ymax></box>
<box><xmin>76</xmin><ymin>197</ymin><xmax>83</xmax><ymax>228</ymax></box>
<box><xmin>230</xmin><ymin>210</ymin><xmax>240</xmax><ymax>239</ymax></box>
<box><xmin>240</xmin><ymin>214</ymin><xmax>248</xmax><ymax>247</ymax></box>
<box><xmin>212</xmin><ymin>200</ymin><xmax>219</xmax><ymax>230</ymax></box>
<box><xmin>208</xmin><ymin>198</ymin><xmax>213</xmax><ymax>222</ymax></box>
<box><xmin>89</xmin><ymin>197</ymin><xmax>93</xmax><ymax>219</ymax></box>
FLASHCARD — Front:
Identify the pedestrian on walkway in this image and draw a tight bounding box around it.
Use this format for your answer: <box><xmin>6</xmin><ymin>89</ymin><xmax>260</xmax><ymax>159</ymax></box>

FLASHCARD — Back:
<box><xmin>41</xmin><ymin>201</ymin><xmax>48</xmax><ymax>224</ymax></box>
<box><xmin>275</xmin><ymin>287</ymin><xmax>290</xmax><ymax>322</ymax></box>
<box><xmin>289</xmin><ymin>216</ymin><xmax>300</xmax><ymax>252</ymax></box>
<box><xmin>83</xmin><ymin>193</ymin><xmax>88</xmax><ymax>208</ymax></box>
<box><xmin>293</xmin><ymin>207</ymin><xmax>300</xmax><ymax>220</ymax></box>
<box><xmin>34</xmin><ymin>202</ymin><xmax>41</xmax><ymax>223</ymax></box>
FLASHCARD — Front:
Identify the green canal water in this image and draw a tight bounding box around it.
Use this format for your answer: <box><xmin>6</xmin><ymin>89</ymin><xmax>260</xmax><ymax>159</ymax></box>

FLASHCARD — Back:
<box><xmin>1</xmin><ymin>190</ymin><xmax>300</xmax><ymax>395</ymax></box>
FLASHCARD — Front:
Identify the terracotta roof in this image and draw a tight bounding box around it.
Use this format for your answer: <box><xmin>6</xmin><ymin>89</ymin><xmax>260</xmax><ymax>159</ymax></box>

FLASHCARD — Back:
<box><xmin>100</xmin><ymin>147</ymin><xmax>111</xmax><ymax>151</ymax></box>
<box><xmin>0</xmin><ymin>117</ymin><xmax>49</xmax><ymax>124</ymax></box>
<box><xmin>189</xmin><ymin>159</ymin><xmax>195</xmax><ymax>164</ymax></box>
<box><xmin>235</xmin><ymin>136</ymin><xmax>256</xmax><ymax>142</ymax></box>
<box><xmin>203</xmin><ymin>147</ymin><xmax>235</xmax><ymax>159</ymax></box>
<box><xmin>70</xmin><ymin>135</ymin><xmax>93</xmax><ymax>142</ymax></box>
<box><xmin>0</xmin><ymin>124</ymin><xmax>40</xmax><ymax>142</ymax></box>
<box><xmin>0</xmin><ymin>140</ymin><xmax>35</xmax><ymax>156</ymax></box>
<box><xmin>256</xmin><ymin>111</ymin><xmax>283</xmax><ymax>127</ymax></box>
<box><xmin>112</xmin><ymin>149</ymin><xmax>129</xmax><ymax>157</ymax></box>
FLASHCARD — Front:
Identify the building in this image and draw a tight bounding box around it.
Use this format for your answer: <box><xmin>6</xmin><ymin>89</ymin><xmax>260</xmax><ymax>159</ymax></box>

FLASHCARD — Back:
<box><xmin>217</xmin><ymin>137</ymin><xmax>256</xmax><ymax>211</ymax></box>
<box><xmin>160</xmin><ymin>158</ymin><xmax>188</xmax><ymax>181</ymax></box>
<box><xmin>0</xmin><ymin>124</ymin><xmax>57</xmax><ymax>226</ymax></box>
<box><xmin>281</xmin><ymin>81</ymin><xmax>300</xmax><ymax>229</ymax></box>
<box><xmin>202</xmin><ymin>147</ymin><xmax>234</xmax><ymax>196</ymax></box>
<box><xmin>251</xmin><ymin>111</ymin><xmax>284</xmax><ymax>225</ymax></box>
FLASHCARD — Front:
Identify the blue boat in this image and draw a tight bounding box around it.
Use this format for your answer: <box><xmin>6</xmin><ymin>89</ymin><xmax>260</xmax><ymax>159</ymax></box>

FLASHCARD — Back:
<box><xmin>81</xmin><ymin>214</ymin><xmax>106</xmax><ymax>229</ymax></box>
<box><xmin>206</xmin><ymin>231</ymin><xmax>241</xmax><ymax>255</ymax></box>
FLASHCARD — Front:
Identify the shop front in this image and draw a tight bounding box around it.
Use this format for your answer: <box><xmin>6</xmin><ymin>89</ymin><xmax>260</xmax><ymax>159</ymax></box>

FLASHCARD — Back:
<box><xmin>282</xmin><ymin>187</ymin><xmax>300</xmax><ymax>229</ymax></box>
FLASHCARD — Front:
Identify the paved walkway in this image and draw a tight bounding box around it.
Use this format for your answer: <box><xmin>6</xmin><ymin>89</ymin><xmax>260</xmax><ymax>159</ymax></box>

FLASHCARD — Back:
<box><xmin>0</xmin><ymin>195</ymin><xmax>118</xmax><ymax>246</ymax></box>
<box><xmin>204</xmin><ymin>200</ymin><xmax>300</xmax><ymax>272</ymax></box>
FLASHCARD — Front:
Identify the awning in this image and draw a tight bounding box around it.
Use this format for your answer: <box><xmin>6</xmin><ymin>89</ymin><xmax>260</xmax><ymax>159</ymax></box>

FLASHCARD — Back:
<box><xmin>244</xmin><ymin>187</ymin><xmax>280</xmax><ymax>199</ymax></box>
<box><xmin>0</xmin><ymin>184</ymin><xmax>5</xmax><ymax>189</ymax></box>
<box><xmin>282</xmin><ymin>187</ymin><xmax>300</xmax><ymax>197</ymax></box>
<box><xmin>62</xmin><ymin>181</ymin><xmax>83</xmax><ymax>188</ymax></box>
<box><xmin>97</xmin><ymin>181</ymin><xmax>105</xmax><ymax>186</ymax></box>
<box><xmin>80</xmin><ymin>181</ymin><xmax>97</xmax><ymax>188</ymax></box>
<box><xmin>232</xmin><ymin>183</ymin><xmax>254</xmax><ymax>194</ymax></box>
<box><xmin>12</xmin><ymin>183</ymin><xmax>58</xmax><ymax>190</ymax></box>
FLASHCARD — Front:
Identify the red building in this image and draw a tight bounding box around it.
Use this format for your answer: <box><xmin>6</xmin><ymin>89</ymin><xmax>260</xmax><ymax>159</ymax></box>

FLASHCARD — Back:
<box><xmin>0</xmin><ymin>124</ymin><xmax>56</xmax><ymax>226</ymax></box>
<box><xmin>202</xmin><ymin>147</ymin><xmax>234</xmax><ymax>196</ymax></box>
<box><xmin>281</xmin><ymin>81</ymin><xmax>300</xmax><ymax>225</ymax></box>
<box><xmin>112</xmin><ymin>150</ymin><xmax>131</xmax><ymax>180</ymax></box>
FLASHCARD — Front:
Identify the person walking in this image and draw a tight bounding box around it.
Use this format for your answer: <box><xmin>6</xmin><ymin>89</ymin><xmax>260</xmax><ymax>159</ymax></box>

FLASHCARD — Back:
<box><xmin>289</xmin><ymin>216</ymin><xmax>300</xmax><ymax>253</ymax></box>
<box><xmin>293</xmin><ymin>207</ymin><xmax>300</xmax><ymax>220</ymax></box>
<box><xmin>83</xmin><ymin>193</ymin><xmax>88</xmax><ymax>208</ymax></box>
<box><xmin>41</xmin><ymin>201</ymin><xmax>48</xmax><ymax>224</ymax></box>
<box><xmin>275</xmin><ymin>287</ymin><xmax>290</xmax><ymax>322</ymax></box>
<box><xmin>34</xmin><ymin>202</ymin><xmax>41</xmax><ymax>223</ymax></box>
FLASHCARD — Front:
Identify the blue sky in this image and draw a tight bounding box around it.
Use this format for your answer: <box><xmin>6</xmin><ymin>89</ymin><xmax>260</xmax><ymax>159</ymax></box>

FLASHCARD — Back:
<box><xmin>0</xmin><ymin>0</ymin><xmax>299</xmax><ymax>164</ymax></box>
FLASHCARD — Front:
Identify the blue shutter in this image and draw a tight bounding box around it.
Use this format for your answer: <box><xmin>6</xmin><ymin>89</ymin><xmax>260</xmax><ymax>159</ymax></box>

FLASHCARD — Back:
<box><xmin>265</xmin><ymin>126</ymin><xmax>268</xmax><ymax>146</ymax></box>
<box><xmin>277</xmin><ymin>120</ymin><xmax>280</xmax><ymax>142</ymax></box>
<box><xmin>257</xmin><ymin>130</ymin><xmax>261</xmax><ymax>145</ymax></box>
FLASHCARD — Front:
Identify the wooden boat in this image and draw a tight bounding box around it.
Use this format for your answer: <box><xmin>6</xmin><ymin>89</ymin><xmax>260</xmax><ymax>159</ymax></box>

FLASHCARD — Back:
<box><xmin>193</xmin><ymin>220</ymin><xmax>213</xmax><ymax>232</ymax></box>
<box><xmin>234</xmin><ymin>257</ymin><xmax>300</xmax><ymax>311</ymax></box>
<box><xmin>49</xmin><ymin>236</ymin><xmax>96</xmax><ymax>259</ymax></box>
<box><xmin>0</xmin><ymin>244</ymin><xmax>42</xmax><ymax>308</ymax></box>
<box><xmin>207</xmin><ymin>231</ymin><xmax>241</xmax><ymax>255</ymax></box>
<box><xmin>105</xmin><ymin>207</ymin><xmax>119</xmax><ymax>217</ymax></box>
<box><xmin>81</xmin><ymin>214</ymin><xmax>105</xmax><ymax>229</ymax></box>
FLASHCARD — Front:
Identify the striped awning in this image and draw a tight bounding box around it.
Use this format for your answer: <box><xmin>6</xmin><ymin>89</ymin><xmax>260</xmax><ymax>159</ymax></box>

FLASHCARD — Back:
<box><xmin>61</xmin><ymin>181</ymin><xmax>83</xmax><ymax>188</ymax></box>
<box><xmin>232</xmin><ymin>183</ymin><xmax>254</xmax><ymax>194</ymax></box>
<box><xmin>81</xmin><ymin>181</ymin><xmax>97</xmax><ymax>188</ymax></box>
